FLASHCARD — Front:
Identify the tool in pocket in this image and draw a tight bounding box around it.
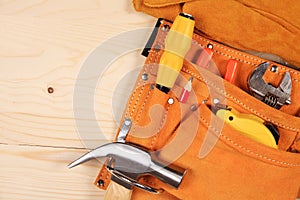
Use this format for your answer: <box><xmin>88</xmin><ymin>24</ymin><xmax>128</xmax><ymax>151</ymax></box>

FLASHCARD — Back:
<box><xmin>248</xmin><ymin>62</ymin><xmax>292</xmax><ymax>109</ymax></box>
<box><xmin>156</xmin><ymin>13</ymin><xmax>195</xmax><ymax>94</ymax></box>
<box><xmin>215</xmin><ymin>106</ymin><xmax>279</xmax><ymax>149</ymax></box>
<box><xmin>68</xmin><ymin>142</ymin><xmax>186</xmax><ymax>192</ymax></box>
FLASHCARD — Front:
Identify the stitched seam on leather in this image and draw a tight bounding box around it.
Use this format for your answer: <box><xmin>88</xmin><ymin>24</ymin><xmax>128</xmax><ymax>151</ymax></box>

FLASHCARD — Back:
<box><xmin>147</xmin><ymin>41</ymin><xmax>164</xmax><ymax>149</ymax></box>
<box><xmin>276</xmin><ymin>66</ymin><xmax>300</xmax><ymax>76</ymax></box>
<box><xmin>183</xmin><ymin>68</ymin><xmax>299</xmax><ymax>132</ymax></box>
<box><xmin>127</xmin><ymin>47</ymin><xmax>158</xmax><ymax>117</ymax></box>
<box><xmin>192</xmin><ymin>33</ymin><xmax>300</xmax><ymax>78</ymax></box>
<box><xmin>98</xmin><ymin>167</ymin><xmax>110</xmax><ymax>190</ymax></box>
<box><xmin>105</xmin><ymin>172</ymin><xmax>109</xmax><ymax>187</ymax></box>
<box><xmin>215</xmin><ymin>50</ymin><xmax>300</xmax><ymax>82</ymax></box>
<box><xmin>150</xmin><ymin>103</ymin><xmax>170</xmax><ymax>150</ymax></box>
<box><xmin>275</xmin><ymin>71</ymin><xmax>300</xmax><ymax>83</ymax></box>
<box><xmin>129</xmin><ymin>83</ymin><xmax>145</xmax><ymax>118</ymax></box>
<box><xmin>214</xmin><ymin>50</ymin><xmax>258</xmax><ymax>66</ymax></box>
<box><xmin>127</xmin><ymin>79</ymin><xmax>138</xmax><ymax>117</ymax></box>
<box><xmin>130</xmin><ymin>89</ymin><xmax>152</xmax><ymax>136</ymax></box>
<box><xmin>193</xmin><ymin>34</ymin><xmax>264</xmax><ymax>64</ymax></box>
<box><xmin>159</xmin><ymin>104</ymin><xmax>170</xmax><ymax>133</ymax></box>
<box><xmin>128</xmin><ymin>47</ymin><xmax>161</xmax><ymax>137</ymax></box>
<box><xmin>200</xmin><ymin>115</ymin><xmax>300</xmax><ymax>167</ymax></box>
<box><xmin>160</xmin><ymin>21</ymin><xmax>300</xmax><ymax>80</ymax></box>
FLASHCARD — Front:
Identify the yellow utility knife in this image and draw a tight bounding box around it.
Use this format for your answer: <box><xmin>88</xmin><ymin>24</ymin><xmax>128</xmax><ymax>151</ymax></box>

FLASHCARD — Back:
<box><xmin>216</xmin><ymin>107</ymin><xmax>279</xmax><ymax>149</ymax></box>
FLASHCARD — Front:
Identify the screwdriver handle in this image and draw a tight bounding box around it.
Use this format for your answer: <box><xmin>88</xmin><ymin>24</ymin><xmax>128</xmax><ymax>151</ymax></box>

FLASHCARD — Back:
<box><xmin>196</xmin><ymin>48</ymin><xmax>214</xmax><ymax>68</ymax></box>
<box><xmin>156</xmin><ymin>13</ymin><xmax>195</xmax><ymax>93</ymax></box>
<box><xmin>224</xmin><ymin>59</ymin><xmax>238</xmax><ymax>83</ymax></box>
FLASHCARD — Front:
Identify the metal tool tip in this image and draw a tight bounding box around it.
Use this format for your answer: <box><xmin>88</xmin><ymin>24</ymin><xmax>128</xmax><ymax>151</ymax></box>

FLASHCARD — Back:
<box><xmin>67</xmin><ymin>161</ymin><xmax>79</xmax><ymax>169</ymax></box>
<box><xmin>67</xmin><ymin>143</ymin><xmax>117</xmax><ymax>169</ymax></box>
<box><xmin>67</xmin><ymin>152</ymin><xmax>95</xmax><ymax>169</ymax></box>
<box><xmin>67</xmin><ymin>164</ymin><xmax>73</xmax><ymax>169</ymax></box>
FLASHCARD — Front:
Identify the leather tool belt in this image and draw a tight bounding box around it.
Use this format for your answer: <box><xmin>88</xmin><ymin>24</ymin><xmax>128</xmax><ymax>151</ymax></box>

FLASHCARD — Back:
<box><xmin>95</xmin><ymin>18</ymin><xmax>300</xmax><ymax>200</ymax></box>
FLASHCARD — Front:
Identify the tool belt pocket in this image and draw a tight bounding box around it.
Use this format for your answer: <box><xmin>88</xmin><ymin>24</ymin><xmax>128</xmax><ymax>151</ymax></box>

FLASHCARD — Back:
<box><xmin>96</xmin><ymin>19</ymin><xmax>300</xmax><ymax>200</ymax></box>
<box><xmin>186</xmin><ymin>75</ymin><xmax>300</xmax><ymax>200</ymax></box>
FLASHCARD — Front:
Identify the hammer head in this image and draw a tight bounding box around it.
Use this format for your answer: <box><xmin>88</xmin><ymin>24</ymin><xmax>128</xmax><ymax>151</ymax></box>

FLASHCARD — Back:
<box><xmin>68</xmin><ymin>142</ymin><xmax>186</xmax><ymax>189</ymax></box>
<box><xmin>68</xmin><ymin>142</ymin><xmax>152</xmax><ymax>174</ymax></box>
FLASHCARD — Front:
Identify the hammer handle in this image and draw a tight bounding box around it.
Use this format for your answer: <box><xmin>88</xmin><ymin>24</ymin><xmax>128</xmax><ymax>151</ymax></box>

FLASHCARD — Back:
<box><xmin>104</xmin><ymin>181</ymin><xmax>132</xmax><ymax>200</ymax></box>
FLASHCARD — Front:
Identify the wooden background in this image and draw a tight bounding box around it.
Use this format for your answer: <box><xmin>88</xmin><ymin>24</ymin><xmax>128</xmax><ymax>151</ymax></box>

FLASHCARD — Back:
<box><xmin>0</xmin><ymin>1</ymin><xmax>155</xmax><ymax>199</ymax></box>
<box><xmin>1</xmin><ymin>1</ymin><xmax>299</xmax><ymax>200</ymax></box>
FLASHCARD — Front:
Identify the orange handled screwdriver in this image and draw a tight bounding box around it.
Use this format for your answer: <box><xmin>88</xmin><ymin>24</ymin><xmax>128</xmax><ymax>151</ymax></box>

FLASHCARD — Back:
<box><xmin>224</xmin><ymin>59</ymin><xmax>239</xmax><ymax>83</ymax></box>
<box><xmin>156</xmin><ymin>13</ymin><xmax>195</xmax><ymax>93</ymax></box>
<box><xmin>195</xmin><ymin>47</ymin><xmax>214</xmax><ymax>69</ymax></box>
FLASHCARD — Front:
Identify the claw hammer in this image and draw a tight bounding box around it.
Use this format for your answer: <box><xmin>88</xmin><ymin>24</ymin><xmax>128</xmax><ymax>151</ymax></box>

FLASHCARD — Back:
<box><xmin>68</xmin><ymin>142</ymin><xmax>186</xmax><ymax>199</ymax></box>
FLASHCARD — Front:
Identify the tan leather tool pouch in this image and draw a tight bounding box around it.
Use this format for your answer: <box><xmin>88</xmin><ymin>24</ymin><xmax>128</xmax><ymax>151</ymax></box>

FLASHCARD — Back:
<box><xmin>96</xmin><ymin>19</ymin><xmax>300</xmax><ymax>200</ymax></box>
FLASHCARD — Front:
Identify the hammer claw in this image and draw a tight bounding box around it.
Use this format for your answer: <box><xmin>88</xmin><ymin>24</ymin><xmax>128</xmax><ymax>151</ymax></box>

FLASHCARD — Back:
<box><xmin>68</xmin><ymin>143</ymin><xmax>114</xmax><ymax>168</ymax></box>
<box><xmin>68</xmin><ymin>142</ymin><xmax>186</xmax><ymax>190</ymax></box>
<box><xmin>67</xmin><ymin>152</ymin><xmax>95</xmax><ymax>168</ymax></box>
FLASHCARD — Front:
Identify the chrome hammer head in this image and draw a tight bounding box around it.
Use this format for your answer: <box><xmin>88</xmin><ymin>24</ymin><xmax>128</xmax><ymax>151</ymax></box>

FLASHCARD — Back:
<box><xmin>68</xmin><ymin>142</ymin><xmax>151</xmax><ymax>172</ymax></box>
<box><xmin>248</xmin><ymin>62</ymin><xmax>292</xmax><ymax>109</ymax></box>
<box><xmin>68</xmin><ymin>142</ymin><xmax>186</xmax><ymax>189</ymax></box>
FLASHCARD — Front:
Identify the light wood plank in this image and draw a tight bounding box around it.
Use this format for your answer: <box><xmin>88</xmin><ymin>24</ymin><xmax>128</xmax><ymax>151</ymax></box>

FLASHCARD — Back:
<box><xmin>0</xmin><ymin>1</ymin><xmax>299</xmax><ymax>200</ymax></box>
<box><xmin>0</xmin><ymin>144</ymin><xmax>104</xmax><ymax>200</ymax></box>
<box><xmin>0</xmin><ymin>0</ymin><xmax>155</xmax><ymax>148</ymax></box>
<box><xmin>0</xmin><ymin>1</ymin><xmax>155</xmax><ymax>199</ymax></box>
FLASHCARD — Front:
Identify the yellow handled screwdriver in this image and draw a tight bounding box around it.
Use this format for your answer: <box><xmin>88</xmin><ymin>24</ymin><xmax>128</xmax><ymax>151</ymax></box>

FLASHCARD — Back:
<box><xmin>156</xmin><ymin>13</ymin><xmax>195</xmax><ymax>93</ymax></box>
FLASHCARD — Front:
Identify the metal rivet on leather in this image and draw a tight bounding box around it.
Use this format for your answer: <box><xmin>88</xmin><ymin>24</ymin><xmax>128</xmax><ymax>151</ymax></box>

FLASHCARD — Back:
<box><xmin>213</xmin><ymin>98</ymin><xmax>220</xmax><ymax>105</ymax></box>
<box><xmin>190</xmin><ymin>104</ymin><xmax>198</xmax><ymax>111</ymax></box>
<box><xmin>167</xmin><ymin>98</ymin><xmax>174</xmax><ymax>105</ymax></box>
<box><xmin>141</xmin><ymin>73</ymin><xmax>148</xmax><ymax>81</ymax></box>
<box><xmin>154</xmin><ymin>44</ymin><xmax>161</xmax><ymax>52</ymax></box>
<box><xmin>207</xmin><ymin>43</ymin><xmax>213</xmax><ymax>49</ymax></box>
<box><xmin>150</xmin><ymin>84</ymin><xmax>155</xmax><ymax>90</ymax></box>
<box><xmin>162</xmin><ymin>24</ymin><xmax>170</xmax><ymax>32</ymax></box>
<box><xmin>271</xmin><ymin>65</ymin><xmax>278</xmax><ymax>72</ymax></box>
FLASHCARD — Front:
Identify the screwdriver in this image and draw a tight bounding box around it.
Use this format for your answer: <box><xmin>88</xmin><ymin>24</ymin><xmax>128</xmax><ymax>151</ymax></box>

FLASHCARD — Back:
<box><xmin>156</xmin><ymin>13</ymin><xmax>195</xmax><ymax>93</ymax></box>
<box><xmin>195</xmin><ymin>47</ymin><xmax>214</xmax><ymax>69</ymax></box>
<box><xmin>224</xmin><ymin>59</ymin><xmax>239</xmax><ymax>83</ymax></box>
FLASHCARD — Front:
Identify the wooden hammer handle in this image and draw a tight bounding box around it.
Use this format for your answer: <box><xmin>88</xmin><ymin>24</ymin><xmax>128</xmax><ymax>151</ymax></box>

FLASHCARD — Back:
<box><xmin>104</xmin><ymin>181</ymin><xmax>132</xmax><ymax>200</ymax></box>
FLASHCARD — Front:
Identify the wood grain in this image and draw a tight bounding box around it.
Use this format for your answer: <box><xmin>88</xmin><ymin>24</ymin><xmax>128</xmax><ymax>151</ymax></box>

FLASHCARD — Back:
<box><xmin>104</xmin><ymin>182</ymin><xmax>132</xmax><ymax>200</ymax></box>
<box><xmin>2</xmin><ymin>1</ymin><xmax>297</xmax><ymax>200</ymax></box>
<box><xmin>0</xmin><ymin>0</ymin><xmax>155</xmax><ymax>199</ymax></box>
<box><xmin>0</xmin><ymin>144</ymin><xmax>102</xmax><ymax>200</ymax></box>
